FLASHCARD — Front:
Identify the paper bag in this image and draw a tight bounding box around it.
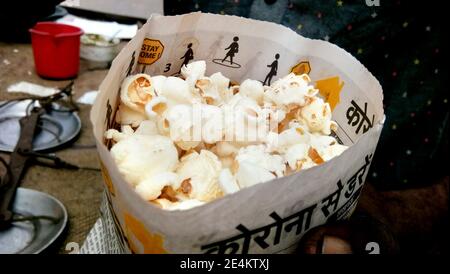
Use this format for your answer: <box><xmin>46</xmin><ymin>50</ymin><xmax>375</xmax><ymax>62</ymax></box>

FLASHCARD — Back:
<box><xmin>90</xmin><ymin>12</ymin><xmax>384</xmax><ymax>254</ymax></box>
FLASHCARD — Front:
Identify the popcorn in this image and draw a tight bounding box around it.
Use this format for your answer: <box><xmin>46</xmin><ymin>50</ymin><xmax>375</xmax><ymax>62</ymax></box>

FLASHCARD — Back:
<box><xmin>218</xmin><ymin>155</ymin><xmax>235</xmax><ymax>170</ymax></box>
<box><xmin>262</xmin><ymin>103</ymin><xmax>286</xmax><ymax>126</ymax></box>
<box><xmin>116</xmin><ymin>104</ymin><xmax>147</xmax><ymax>127</ymax></box>
<box><xmin>120</xmin><ymin>74</ymin><xmax>155</xmax><ymax>113</ymax></box>
<box><xmin>297</xmin><ymin>97</ymin><xmax>336</xmax><ymax>135</ymax></box>
<box><xmin>214</xmin><ymin>141</ymin><xmax>240</xmax><ymax>157</ymax></box>
<box><xmin>226</xmin><ymin>94</ymin><xmax>261</xmax><ymax>121</ymax></box>
<box><xmin>105</xmin><ymin>129</ymin><xmax>127</xmax><ymax>142</ymax></box>
<box><xmin>105</xmin><ymin>121</ymin><xmax>158</xmax><ymax>142</ymax></box>
<box><xmin>309</xmin><ymin>134</ymin><xmax>347</xmax><ymax>161</ymax></box>
<box><xmin>307</xmin><ymin>146</ymin><xmax>325</xmax><ymax>165</ymax></box>
<box><xmin>195</xmin><ymin>77</ymin><xmax>221</xmax><ymax>104</ymax></box>
<box><xmin>110</xmin><ymin>134</ymin><xmax>178</xmax><ymax>186</ymax></box>
<box><xmin>223</xmin><ymin>94</ymin><xmax>267</xmax><ymax>143</ymax></box>
<box><xmin>284</xmin><ymin>144</ymin><xmax>315</xmax><ymax>171</ymax></box>
<box><xmin>235</xmin><ymin>144</ymin><xmax>285</xmax><ymax>178</ymax></box>
<box><xmin>134</xmin><ymin>120</ymin><xmax>159</xmax><ymax>136</ymax></box>
<box><xmin>175</xmin><ymin>140</ymin><xmax>201</xmax><ymax>151</ymax></box>
<box><xmin>163</xmin><ymin>103</ymin><xmax>223</xmax><ymax>146</ymax></box>
<box><xmin>145</xmin><ymin>96</ymin><xmax>168</xmax><ymax>118</ymax></box>
<box><xmin>210</xmin><ymin>72</ymin><xmax>231</xmax><ymax>102</ymax></box>
<box><xmin>264</xmin><ymin>73</ymin><xmax>318</xmax><ymax>109</ymax></box>
<box><xmin>236</xmin><ymin>161</ymin><xmax>276</xmax><ymax>188</ymax></box>
<box><xmin>105</xmin><ymin>125</ymin><xmax>132</xmax><ymax>141</ymax></box>
<box><xmin>199</xmin><ymin>104</ymin><xmax>223</xmax><ymax>144</ymax></box>
<box><xmin>121</xmin><ymin>124</ymin><xmax>135</xmax><ymax>135</ymax></box>
<box><xmin>239</xmin><ymin>79</ymin><xmax>264</xmax><ymax>105</ymax></box>
<box><xmin>321</xmin><ymin>144</ymin><xmax>348</xmax><ymax>161</ymax></box>
<box><xmin>151</xmin><ymin>75</ymin><xmax>167</xmax><ymax>95</ymax></box>
<box><xmin>107</xmin><ymin>61</ymin><xmax>349</xmax><ymax>210</ymax></box>
<box><xmin>175</xmin><ymin>150</ymin><xmax>223</xmax><ymax>202</ymax></box>
<box><xmin>267</xmin><ymin>124</ymin><xmax>311</xmax><ymax>153</ymax></box>
<box><xmin>135</xmin><ymin>172</ymin><xmax>180</xmax><ymax>201</ymax></box>
<box><xmin>218</xmin><ymin>168</ymin><xmax>240</xmax><ymax>194</ymax></box>
<box><xmin>229</xmin><ymin>85</ymin><xmax>240</xmax><ymax>96</ymax></box>
<box><xmin>310</xmin><ymin>135</ymin><xmax>338</xmax><ymax>151</ymax></box>
<box><xmin>181</xmin><ymin>60</ymin><xmax>206</xmax><ymax>88</ymax></box>
<box><xmin>162</xmin><ymin>76</ymin><xmax>200</xmax><ymax>106</ymax></box>
<box><xmin>164</xmin><ymin>104</ymin><xmax>195</xmax><ymax>142</ymax></box>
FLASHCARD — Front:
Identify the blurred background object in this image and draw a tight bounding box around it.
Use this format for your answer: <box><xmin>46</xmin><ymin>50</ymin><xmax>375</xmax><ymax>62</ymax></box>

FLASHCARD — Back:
<box><xmin>0</xmin><ymin>1</ymin><xmax>65</xmax><ymax>42</ymax></box>
<box><xmin>29</xmin><ymin>22</ymin><xmax>83</xmax><ymax>79</ymax></box>
<box><xmin>79</xmin><ymin>33</ymin><xmax>121</xmax><ymax>69</ymax></box>
<box><xmin>60</xmin><ymin>0</ymin><xmax>163</xmax><ymax>20</ymax></box>
<box><xmin>0</xmin><ymin>0</ymin><xmax>163</xmax><ymax>43</ymax></box>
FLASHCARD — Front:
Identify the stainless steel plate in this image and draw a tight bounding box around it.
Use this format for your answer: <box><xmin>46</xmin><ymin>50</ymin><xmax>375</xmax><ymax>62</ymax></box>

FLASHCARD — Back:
<box><xmin>0</xmin><ymin>100</ymin><xmax>81</xmax><ymax>152</ymax></box>
<box><xmin>0</xmin><ymin>188</ymin><xmax>68</xmax><ymax>254</ymax></box>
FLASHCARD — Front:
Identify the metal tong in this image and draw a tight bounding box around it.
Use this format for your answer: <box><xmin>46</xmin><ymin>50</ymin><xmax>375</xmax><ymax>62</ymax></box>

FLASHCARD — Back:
<box><xmin>0</xmin><ymin>81</ymin><xmax>75</xmax><ymax>230</ymax></box>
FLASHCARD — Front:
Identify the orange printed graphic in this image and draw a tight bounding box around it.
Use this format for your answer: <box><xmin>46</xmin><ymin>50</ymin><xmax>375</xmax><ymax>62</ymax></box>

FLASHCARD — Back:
<box><xmin>100</xmin><ymin>160</ymin><xmax>115</xmax><ymax>196</ymax></box>
<box><xmin>123</xmin><ymin>213</ymin><xmax>167</xmax><ymax>254</ymax></box>
<box><xmin>315</xmin><ymin>76</ymin><xmax>344</xmax><ymax>111</ymax></box>
<box><xmin>138</xmin><ymin>38</ymin><xmax>164</xmax><ymax>65</ymax></box>
<box><xmin>291</xmin><ymin>61</ymin><xmax>311</xmax><ymax>75</ymax></box>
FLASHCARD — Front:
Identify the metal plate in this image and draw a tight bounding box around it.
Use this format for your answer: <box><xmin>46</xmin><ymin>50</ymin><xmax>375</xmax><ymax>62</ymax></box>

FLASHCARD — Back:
<box><xmin>0</xmin><ymin>100</ymin><xmax>81</xmax><ymax>152</ymax></box>
<box><xmin>0</xmin><ymin>188</ymin><xmax>68</xmax><ymax>254</ymax></box>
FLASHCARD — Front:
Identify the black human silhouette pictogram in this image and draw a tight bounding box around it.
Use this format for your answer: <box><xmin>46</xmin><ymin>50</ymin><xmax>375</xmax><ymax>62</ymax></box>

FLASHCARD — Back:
<box><xmin>222</xmin><ymin>36</ymin><xmax>239</xmax><ymax>65</ymax></box>
<box><xmin>179</xmin><ymin>43</ymin><xmax>194</xmax><ymax>72</ymax></box>
<box><xmin>127</xmin><ymin>51</ymin><xmax>135</xmax><ymax>76</ymax></box>
<box><xmin>105</xmin><ymin>99</ymin><xmax>113</xmax><ymax>128</ymax></box>
<box><xmin>263</xmin><ymin>53</ymin><xmax>280</xmax><ymax>86</ymax></box>
<box><xmin>212</xmin><ymin>36</ymin><xmax>242</xmax><ymax>68</ymax></box>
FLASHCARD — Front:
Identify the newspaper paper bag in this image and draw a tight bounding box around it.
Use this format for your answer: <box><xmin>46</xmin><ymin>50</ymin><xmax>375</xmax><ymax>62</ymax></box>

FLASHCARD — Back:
<box><xmin>90</xmin><ymin>12</ymin><xmax>384</xmax><ymax>254</ymax></box>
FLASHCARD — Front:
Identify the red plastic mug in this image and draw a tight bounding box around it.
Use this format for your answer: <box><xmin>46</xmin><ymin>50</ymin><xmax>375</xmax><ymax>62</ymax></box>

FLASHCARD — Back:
<box><xmin>29</xmin><ymin>22</ymin><xmax>83</xmax><ymax>79</ymax></box>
